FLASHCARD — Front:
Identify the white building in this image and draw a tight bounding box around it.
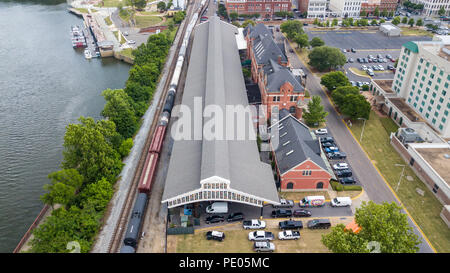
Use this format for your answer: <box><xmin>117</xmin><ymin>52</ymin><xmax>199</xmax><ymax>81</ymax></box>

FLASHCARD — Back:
<box><xmin>380</xmin><ymin>22</ymin><xmax>402</xmax><ymax>36</ymax></box>
<box><xmin>410</xmin><ymin>0</ymin><xmax>449</xmax><ymax>17</ymax></box>
<box><xmin>392</xmin><ymin>39</ymin><xmax>450</xmax><ymax>137</ymax></box>
<box><xmin>329</xmin><ymin>0</ymin><xmax>362</xmax><ymax>18</ymax></box>
<box><xmin>306</xmin><ymin>0</ymin><xmax>328</xmax><ymax>18</ymax></box>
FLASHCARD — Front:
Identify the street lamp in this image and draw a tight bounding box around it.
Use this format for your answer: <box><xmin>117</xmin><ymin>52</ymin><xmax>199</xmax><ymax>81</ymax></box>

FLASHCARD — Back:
<box><xmin>394</xmin><ymin>163</ymin><xmax>406</xmax><ymax>192</ymax></box>
<box><xmin>357</xmin><ymin>117</ymin><xmax>367</xmax><ymax>142</ymax></box>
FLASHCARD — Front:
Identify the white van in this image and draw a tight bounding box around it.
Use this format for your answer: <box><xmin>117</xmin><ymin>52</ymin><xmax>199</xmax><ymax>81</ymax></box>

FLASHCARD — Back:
<box><xmin>331</xmin><ymin>197</ymin><xmax>352</xmax><ymax>207</ymax></box>
<box><xmin>206</xmin><ymin>202</ymin><xmax>228</xmax><ymax>213</ymax></box>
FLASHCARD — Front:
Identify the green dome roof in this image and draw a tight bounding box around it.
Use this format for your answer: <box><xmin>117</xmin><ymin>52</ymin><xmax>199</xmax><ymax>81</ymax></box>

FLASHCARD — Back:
<box><xmin>403</xmin><ymin>41</ymin><xmax>418</xmax><ymax>53</ymax></box>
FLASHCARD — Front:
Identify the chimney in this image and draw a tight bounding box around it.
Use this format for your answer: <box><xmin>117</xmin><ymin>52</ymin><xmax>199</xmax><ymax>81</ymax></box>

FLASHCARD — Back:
<box><xmin>295</xmin><ymin>106</ymin><xmax>303</xmax><ymax>120</ymax></box>
<box><xmin>278</xmin><ymin>55</ymin><xmax>282</xmax><ymax>65</ymax></box>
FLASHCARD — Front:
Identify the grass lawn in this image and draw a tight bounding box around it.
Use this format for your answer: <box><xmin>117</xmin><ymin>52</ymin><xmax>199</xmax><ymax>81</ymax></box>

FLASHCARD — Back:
<box><xmin>75</xmin><ymin>8</ymin><xmax>89</xmax><ymax>14</ymax></box>
<box><xmin>105</xmin><ymin>16</ymin><xmax>113</xmax><ymax>26</ymax></box>
<box><xmin>120</xmin><ymin>48</ymin><xmax>134</xmax><ymax>59</ymax></box>
<box><xmin>96</xmin><ymin>0</ymin><xmax>124</xmax><ymax>7</ymax></box>
<box><xmin>348</xmin><ymin>111</ymin><xmax>450</xmax><ymax>252</ymax></box>
<box><xmin>400</xmin><ymin>27</ymin><xmax>433</xmax><ymax>37</ymax></box>
<box><xmin>349</xmin><ymin>67</ymin><xmax>385</xmax><ymax>78</ymax></box>
<box><xmin>135</xmin><ymin>15</ymin><xmax>163</xmax><ymax>28</ymax></box>
<box><xmin>168</xmin><ymin>228</ymin><xmax>331</xmax><ymax>253</ymax></box>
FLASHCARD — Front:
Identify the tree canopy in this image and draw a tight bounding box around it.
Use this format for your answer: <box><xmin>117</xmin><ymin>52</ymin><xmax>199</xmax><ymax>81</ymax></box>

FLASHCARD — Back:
<box><xmin>321</xmin><ymin>71</ymin><xmax>350</xmax><ymax>91</ymax></box>
<box><xmin>308</xmin><ymin>46</ymin><xmax>346</xmax><ymax>72</ymax></box>
<box><xmin>303</xmin><ymin>96</ymin><xmax>328</xmax><ymax>126</ymax></box>
<box><xmin>102</xmin><ymin>89</ymin><xmax>138</xmax><ymax>139</ymax></box>
<box><xmin>310</xmin><ymin>37</ymin><xmax>325</xmax><ymax>47</ymax></box>
<box><xmin>280</xmin><ymin>20</ymin><xmax>304</xmax><ymax>40</ymax></box>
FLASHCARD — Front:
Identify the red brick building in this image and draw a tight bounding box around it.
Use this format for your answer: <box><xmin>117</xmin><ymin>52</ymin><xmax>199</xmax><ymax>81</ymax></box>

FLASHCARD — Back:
<box><xmin>361</xmin><ymin>0</ymin><xmax>399</xmax><ymax>15</ymax></box>
<box><xmin>245</xmin><ymin>23</ymin><xmax>305</xmax><ymax>120</ymax></box>
<box><xmin>225</xmin><ymin>0</ymin><xmax>292</xmax><ymax>17</ymax></box>
<box><xmin>269</xmin><ymin>109</ymin><xmax>332</xmax><ymax>190</ymax></box>
<box><xmin>379</xmin><ymin>0</ymin><xmax>399</xmax><ymax>12</ymax></box>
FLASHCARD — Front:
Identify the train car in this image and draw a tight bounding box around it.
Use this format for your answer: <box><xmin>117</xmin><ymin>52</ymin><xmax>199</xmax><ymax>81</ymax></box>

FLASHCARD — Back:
<box><xmin>159</xmin><ymin>111</ymin><xmax>170</xmax><ymax>126</ymax></box>
<box><xmin>149</xmin><ymin>125</ymin><xmax>167</xmax><ymax>153</ymax></box>
<box><xmin>137</xmin><ymin>152</ymin><xmax>159</xmax><ymax>194</ymax></box>
<box><xmin>163</xmin><ymin>91</ymin><xmax>176</xmax><ymax>114</ymax></box>
<box><xmin>123</xmin><ymin>193</ymin><xmax>148</xmax><ymax>247</ymax></box>
<box><xmin>120</xmin><ymin>245</ymin><xmax>136</xmax><ymax>253</ymax></box>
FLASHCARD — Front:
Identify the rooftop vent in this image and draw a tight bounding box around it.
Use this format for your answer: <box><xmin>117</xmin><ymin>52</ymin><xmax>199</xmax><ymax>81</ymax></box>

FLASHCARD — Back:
<box><xmin>286</xmin><ymin>150</ymin><xmax>294</xmax><ymax>156</ymax></box>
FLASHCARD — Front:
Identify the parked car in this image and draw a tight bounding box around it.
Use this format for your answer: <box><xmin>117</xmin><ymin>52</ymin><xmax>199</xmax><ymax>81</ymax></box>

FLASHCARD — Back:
<box><xmin>248</xmin><ymin>231</ymin><xmax>274</xmax><ymax>241</ymax></box>
<box><xmin>206</xmin><ymin>230</ymin><xmax>225</xmax><ymax>241</ymax></box>
<box><xmin>271</xmin><ymin>209</ymin><xmax>292</xmax><ymax>218</ymax></box>
<box><xmin>377</xmin><ymin>53</ymin><xmax>382</xmax><ymax>58</ymax></box>
<box><xmin>361</xmin><ymin>65</ymin><xmax>367</xmax><ymax>71</ymax></box>
<box><xmin>331</xmin><ymin>197</ymin><xmax>352</xmax><ymax>207</ymax></box>
<box><xmin>378</xmin><ymin>65</ymin><xmax>385</xmax><ymax>71</ymax></box>
<box><xmin>205</xmin><ymin>215</ymin><xmax>225</xmax><ymax>224</ymax></box>
<box><xmin>315</xmin><ymin>128</ymin><xmax>328</xmax><ymax>135</ymax></box>
<box><xmin>363</xmin><ymin>82</ymin><xmax>370</xmax><ymax>86</ymax></box>
<box><xmin>387</xmin><ymin>64</ymin><xmax>395</xmax><ymax>70</ymax></box>
<box><xmin>123</xmin><ymin>31</ymin><xmax>129</xmax><ymax>36</ymax></box>
<box><xmin>320</xmin><ymin>137</ymin><xmax>334</xmax><ymax>143</ymax></box>
<box><xmin>127</xmin><ymin>40</ymin><xmax>136</xmax><ymax>44</ymax></box>
<box><xmin>307</xmin><ymin>219</ymin><xmax>331</xmax><ymax>229</ymax></box>
<box><xmin>336</xmin><ymin>169</ymin><xmax>353</xmax><ymax>177</ymax></box>
<box><xmin>293</xmin><ymin>209</ymin><xmax>312</xmax><ymax>217</ymax></box>
<box><xmin>279</xmin><ymin>220</ymin><xmax>303</xmax><ymax>230</ymax></box>
<box><xmin>227</xmin><ymin>212</ymin><xmax>244</xmax><ymax>222</ymax></box>
<box><xmin>272</xmin><ymin>198</ymin><xmax>294</xmax><ymax>208</ymax></box>
<box><xmin>363</xmin><ymin>57</ymin><xmax>369</xmax><ymax>63</ymax></box>
<box><xmin>333</xmin><ymin>162</ymin><xmax>349</xmax><ymax>170</ymax></box>
<box><xmin>327</xmin><ymin>151</ymin><xmax>347</xmax><ymax>159</ymax></box>
<box><xmin>341</xmin><ymin>48</ymin><xmax>347</xmax><ymax>53</ymax></box>
<box><xmin>367</xmin><ymin>70</ymin><xmax>374</xmax><ymax>76</ymax></box>
<box><xmin>339</xmin><ymin>177</ymin><xmax>356</xmax><ymax>184</ymax></box>
<box><xmin>357</xmin><ymin>57</ymin><xmax>362</xmax><ymax>63</ymax></box>
<box><xmin>357</xmin><ymin>81</ymin><xmax>363</xmax><ymax>87</ymax></box>
<box><xmin>351</xmin><ymin>48</ymin><xmax>356</xmax><ymax>53</ymax></box>
<box><xmin>278</xmin><ymin>230</ymin><xmax>300</xmax><ymax>240</ymax></box>
<box><xmin>299</xmin><ymin>196</ymin><xmax>325</xmax><ymax>207</ymax></box>
<box><xmin>243</xmin><ymin>219</ymin><xmax>266</xmax><ymax>229</ymax></box>
<box><xmin>348</xmin><ymin>58</ymin><xmax>354</xmax><ymax>63</ymax></box>
<box><xmin>324</xmin><ymin>146</ymin><xmax>339</xmax><ymax>153</ymax></box>
<box><xmin>322</xmin><ymin>142</ymin><xmax>335</xmax><ymax>148</ymax></box>
<box><xmin>386</xmin><ymin>54</ymin><xmax>392</xmax><ymax>59</ymax></box>
<box><xmin>350</xmin><ymin>81</ymin><xmax>357</xmax><ymax>87</ymax></box>
<box><xmin>253</xmin><ymin>241</ymin><xmax>275</xmax><ymax>252</ymax></box>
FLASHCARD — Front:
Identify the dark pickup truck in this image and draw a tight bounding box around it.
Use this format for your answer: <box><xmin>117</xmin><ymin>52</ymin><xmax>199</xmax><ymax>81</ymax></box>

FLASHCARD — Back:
<box><xmin>279</xmin><ymin>220</ymin><xmax>303</xmax><ymax>230</ymax></box>
<box><xmin>271</xmin><ymin>209</ymin><xmax>292</xmax><ymax>218</ymax></box>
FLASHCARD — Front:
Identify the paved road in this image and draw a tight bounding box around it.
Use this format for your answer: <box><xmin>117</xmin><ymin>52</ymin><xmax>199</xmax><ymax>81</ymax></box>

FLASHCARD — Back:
<box><xmin>275</xmin><ymin>30</ymin><xmax>434</xmax><ymax>253</ymax></box>
<box><xmin>110</xmin><ymin>9</ymin><xmax>151</xmax><ymax>47</ymax></box>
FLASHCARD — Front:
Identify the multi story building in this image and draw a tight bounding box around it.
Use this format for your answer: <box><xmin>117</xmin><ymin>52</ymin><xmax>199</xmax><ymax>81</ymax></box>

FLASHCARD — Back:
<box><xmin>379</xmin><ymin>0</ymin><xmax>398</xmax><ymax>12</ymax></box>
<box><xmin>409</xmin><ymin>0</ymin><xmax>449</xmax><ymax>17</ymax></box>
<box><xmin>329</xmin><ymin>0</ymin><xmax>362</xmax><ymax>17</ymax></box>
<box><xmin>298</xmin><ymin>0</ymin><xmax>328</xmax><ymax>18</ymax></box>
<box><xmin>391</xmin><ymin>38</ymin><xmax>450</xmax><ymax>137</ymax></box>
<box><xmin>269</xmin><ymin>109</ymin><xmax>333</xmax><ymax>191</ymax></box>
<box><xmin>245</xmin><ymin>24</ymin><xmax>305</xmax><ymax>119</ymax></box>
<box><xmin>225</xmin><ymin>0</ymin><xmax>292</xmax><ymax>17</ymax></box>
<box><xmin>361</xmin><ymin>0</ymin><xmax>381</xmax><ymax>14</ymax></box>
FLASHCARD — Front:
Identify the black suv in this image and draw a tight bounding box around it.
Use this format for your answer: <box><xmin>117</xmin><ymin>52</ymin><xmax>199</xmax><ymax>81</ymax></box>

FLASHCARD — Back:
<box><xmin>271</xmin><ymin>209</ymin><xmax>292</xmax><ymax>218</ymax></box>
<box><xmin>206</xmin><ymin>231</ymin><xmax>225</xmax><ymax>241</ymax></box>
<box><xmin>320</xmin><ymin>137</ymin><xmax>334</xmax><ymax>143</ymax></box>
<box><xmin>339</xmin><ymin>177</ymin><xmax>356</xmax><ymax>184</ymax></box>
<box><xmin>293</xmin><ymin>209</ymin><xmax>312</xmax><ymax>217</ymax></box>
<box><xmin>307</xmin><ymin>219</ymin><xmax>331</xmax><ymax>229</ymax></box>
<box><xmin>227</xmin><ymin>212</ymin><xmax>244</xmax><ymax>222</ymax></box>
<box><xmin>205</xmin><ymin>215</ymin><xmax>224</xmax><ymax>224</ymax></box>
<box><xmin>336</xmin><ymin>169</ymin><xmax>352</xmax><ymax>177</ymax></box>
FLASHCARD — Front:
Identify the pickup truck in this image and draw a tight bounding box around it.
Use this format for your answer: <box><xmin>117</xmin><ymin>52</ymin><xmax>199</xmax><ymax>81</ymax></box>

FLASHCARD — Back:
<box><xmin>248</xmin><ymin>231</ymin><xmax>274</xmax><ymax>241</ymax></box>
<box><xmin>279</xmin><ymin>220</ymin><xmax>303</xmax><ymax>230</ymax></box>
<box><xmin>278</xmin><ymin>230</ymin><xmax>300</xmax><ymax>240</ymax></box>
<box><xmin>271</xmin><ymin>209</ymin><xmax>292</xmax><ymax>218</ymax></box>
<box><xmin>272</xmin><ymin>198</ymin><xmax>294</xmax><ymax>208</ymax></box>
<box><xmin>243</xmin><ymin>219</ymin><xmax>266</xmax><ymax>230</ymax></box>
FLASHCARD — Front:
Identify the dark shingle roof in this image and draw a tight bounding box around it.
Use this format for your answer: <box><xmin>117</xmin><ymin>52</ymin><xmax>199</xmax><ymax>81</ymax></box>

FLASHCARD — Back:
<box><xmin>249</xmin><ymin>24</ymin><xmax>288</xmax><ymax>65</ymax></box>
<box><xmin>264</xmin><ymin>59</ymin><xmax>304</xmax><ymax>93</ymax></box>
<box><xmin>269</xmin><ymin>109</ymin><xmax>328</xmax><ymax>174</ymax></box>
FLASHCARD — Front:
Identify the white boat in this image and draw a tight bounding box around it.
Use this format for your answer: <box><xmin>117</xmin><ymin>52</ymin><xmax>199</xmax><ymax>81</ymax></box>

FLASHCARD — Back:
<box><xmin>84</xmin><ymin>49</ymin><xmax>92</xmax><ymax>59</ymax></box>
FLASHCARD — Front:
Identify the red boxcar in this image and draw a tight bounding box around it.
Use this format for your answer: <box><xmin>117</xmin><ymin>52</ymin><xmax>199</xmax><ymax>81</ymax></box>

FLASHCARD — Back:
<box><xmin>149</xmin><ymin>125</ymin><xmax>166</xmax><ymax>153</ymax></box>
<box><xmin>138</xmin><ymin>152</ymin><xmax>159</xmax><ymax>194</ymax></box>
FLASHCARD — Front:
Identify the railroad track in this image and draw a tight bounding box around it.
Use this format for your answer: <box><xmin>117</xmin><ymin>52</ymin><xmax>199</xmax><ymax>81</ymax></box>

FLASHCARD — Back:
<box><xmin>107</xmin><ymin>2</ymin><xmax>199</xmax><ymax>253</ymax></box>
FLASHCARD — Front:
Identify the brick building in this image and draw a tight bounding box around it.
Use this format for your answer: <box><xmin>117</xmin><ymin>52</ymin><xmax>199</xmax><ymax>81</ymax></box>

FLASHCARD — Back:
<box><xmin>225</xmin><ymin>0</ymin><xmax>292</xmax><ymax>17</ymax></box>
<box><xmin>269</xmin><ymin>109</ymin><xmax>333</xmax><ymax>190</ymax></box>
<box><xmin>245</xmin><ymin>23</ymin><xmax>305</xmax><ymax>119</ymax></box>
<box><xmin>361</xmin><ymin>0</ymin><xmax>399</xmax><ymax>15</ymax></box>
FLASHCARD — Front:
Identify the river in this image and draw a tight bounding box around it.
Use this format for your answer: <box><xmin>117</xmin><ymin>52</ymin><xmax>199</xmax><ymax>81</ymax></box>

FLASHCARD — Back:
<box><xmin>0</xmin><ymin>0</ymin><xmax>130</xmax><ymax>252</ymax></box>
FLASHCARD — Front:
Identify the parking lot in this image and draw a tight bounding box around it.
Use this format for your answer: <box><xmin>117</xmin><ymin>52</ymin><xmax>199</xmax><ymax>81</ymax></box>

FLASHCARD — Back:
<box><xmin>314</xmin><ymin>128</ymin><xmax>362</xmax><ymax>187</ymax></box>
<box><xmin>305</xmin><ymin>29</ymin><xmax>432</xmax><ymax>82</ymax></box>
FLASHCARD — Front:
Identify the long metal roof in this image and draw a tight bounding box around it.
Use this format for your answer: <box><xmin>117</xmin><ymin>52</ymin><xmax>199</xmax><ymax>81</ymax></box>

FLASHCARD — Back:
<box><xmin>161</xmin><ymin>16</ymin><xmax>279</xmax><ymax>205</ymax></box>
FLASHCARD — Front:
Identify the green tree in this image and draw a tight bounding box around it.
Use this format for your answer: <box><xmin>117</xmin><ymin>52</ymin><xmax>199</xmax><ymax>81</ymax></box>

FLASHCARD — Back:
<box><xmin>359</xmin><ymin>19</ymin><xmax>369</xmax><ymax>26</ymax></box>
<box><xmin>392</xmin><ymin>16</ymin><xmax>400</xmax><ymax>25</ymax></box>
<box><xmin>371</xmin><ymin>19</ymin><xmax>378</xmax><ymax>25</ymax></box>
<box><xmin>102</xmin><ymin>89</ymin><xmax>138</xmax><ymax>139</ymax></box>
<box><xmin>41</xmin><ymin>169</ymin><xmax>83</xmax><ymax>208</ymax></box>
<box><xmin>331</xmin><ymin>85</ymin><xmax>359</xmax><ymax>106</ymax></box>
<box><xmin>381</xmin><ymin>9</ymin><xmax>388</xmax><ymax>17</ymax></box>
<box><xmin>157</xmin><ymin>1</ymin><xmax>166</xmax><ymax>11</ymax></box>
<box><xmin>131</xmin><ymin>0</ymin><xmax>147</xmax><ymax>10</ymax></box>
<box><xmin>308</xmin><ymin>46</ymin><xmax>346</xmax><ymax>72</ymax></box>
<box><xmin>373</xmin><ymin>7</ymin><xmax>380</xmax><ymax>17</ymax></box>
<box><xmin>322</xmin><ymin>201</ymin><xmax>420</xmax><ymax>253</ymax></box>
<box><xmin>293</xmin><ymin>33</ymin><xmax>309</xmax><ymax>49</ymax></box>
<box><xmin>408</xmin><ymin>18</ymin><xmax>415</xmax><ymax>27</ymax></box>
<box><xmin>241</xmin><ymin>19</ymin><xmax>255</xmax><ymax>28</ymax></box>
<box><xmin>229</xmin><ymin>12</ymin><xmax>238</xmax><ymax>21</ymax></box>
<box><xmin>380</xmin><ymin>18</ymin><xmax>386</xmax><ymax>24</ymax></box>
<box><xmin>173</xmin><ymin>11</ymin><xmax>186</xmax><ymax>24</ymax></box>
<box><xmin>438</xmin><ymin>6</ymin><xmax>446</xmax><ymax>16</ymax></box>
<box><xmin>340</xmin><ymin>93</ymin><xmax>371</xmax><ymax>120</ymax></box>
<box><xmin>416</xmin><ymin>18</ymin><xmax>423</xmax><ymax>27</ymax></box>
<box><xmin>321</xmin><ymin>71</ymin><xmax>350</xmax><ymax>91</ymax></box>
<box><xmin>119</xmin><ymin>138</ymin><xmax>134</xmax><ymax>158</ymax></box>
<box><xmin>402</xmin><ymin>16</ymin><xmax>408</xmax><ymax>24</ymax></box>
<box><xmin>332</xmin><ymin>18</ymin><xmax>338</xmax><ymax>26</ymax></box>
<box><xmin>310</xmin><ymin>37</ymin><xmax>325</xmax><ymax>47</ymax></box>
<box><xmin>280</xmin><ymin>20</ymin><xmax>304</xmax><ymax>40</ymax></box>
<box><xmin>303</xmin><ymin>96</ymin><xmax>328</xmax><ymax>126</ymax></box>
<box><xmin>62</xmin><ymin>117</ymin><xmax>123</xmax><ymax>184</ymax></box>
<box><xmin>360</xmin><ymin>10</ymin><xmax>367</xmax><ymax>17</ymax></box>
<box><xmin>79</xmin><ymin>178</ymin><xmax>114</xmax><ymax>212</ymax></box>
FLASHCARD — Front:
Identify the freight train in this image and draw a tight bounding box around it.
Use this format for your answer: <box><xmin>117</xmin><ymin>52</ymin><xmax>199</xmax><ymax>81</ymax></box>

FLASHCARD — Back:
<box><xmin>119</xmin><ymin>0</ymin><xmax>207</xmax><ymax>253</ymax></box>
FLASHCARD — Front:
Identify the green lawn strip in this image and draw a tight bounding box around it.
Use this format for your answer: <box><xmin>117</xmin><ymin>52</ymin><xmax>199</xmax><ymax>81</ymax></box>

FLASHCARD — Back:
<box><xmin>400</xmin><ymin>27</ymin><xmax>433</xmax><ymax>37</ymax></box>
<box><xmin>135</xmin><ymin>15</ymin><xmax>163</xmax><ymax>28</ymax></box>
<box><xmin>349</xmin><ymin>111</ymin><xmax>450</xmax><ymax>252</ymax></box>
<box><xmin>105</xmin><ymin>16</ymin><xmax>113</xmax><ymax>26</ymax></box>
<box><xmin>95</xmin><ymin>0</ymin><xmax>123</xmax><ymax>7</ymax></box>
<box><xmin>120</xmin><ymin>48</ymin><xmax>134</xmax><ymax>59</ymax></box>
<box><xmin>75</xmin><ymin>8</ymin><xmax>89</xmax><ymax>14</ymax></box>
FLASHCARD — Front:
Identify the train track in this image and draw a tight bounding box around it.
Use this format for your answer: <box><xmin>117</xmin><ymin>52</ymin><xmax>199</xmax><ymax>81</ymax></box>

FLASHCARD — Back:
<box><xmin>107</xmin><ymin>2</ymin><xmax>200</xmax><ymax>253</ymax></box>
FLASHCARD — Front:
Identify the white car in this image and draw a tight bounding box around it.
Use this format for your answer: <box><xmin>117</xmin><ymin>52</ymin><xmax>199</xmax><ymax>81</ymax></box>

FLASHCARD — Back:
<box><xmin>331</xmin><ymin>197</ymin><xmax>352</xmax><ymax>207</ymax></box>
<box><xmin>363</xmin><ymin>82</ymin><xmax>370</xmax><ymax>86</ymax></box>
<box><xmin>361</xmin><ymin>65</ymin><xmax>367</xmax><ymax>71</ymax></box>
<box><xmin>378</xmin><ymin>65</ymin><xmax>385</xmax><ymax>71</ymax></box>
<box><xmin>315</xmin><ymin>128</ymin><xmax>328</xmax><ymax>135</ymax></box>
<box><xmin>127</xmin><ymin>40</ymin><xmax>136</xmax><ymax>44</ymax></box>
<box><xmin>333</xmin><ymin>163</ymin><xmax>349</xmax><ymax>170</ymax></box>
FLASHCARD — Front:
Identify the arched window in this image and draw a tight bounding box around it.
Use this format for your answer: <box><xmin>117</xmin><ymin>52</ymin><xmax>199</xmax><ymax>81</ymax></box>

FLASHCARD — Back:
<box><xmin>316</xmin><ymin>182</ymin><xmax>324</xmax><ymax>189</ymax></box>
<box><xmin>286</xmin><ymin>182</ymin><xmax>294</xmax><ymax>189</ymax></box>
<box><xmin>289</xmin><ymin>106</ymin><xmax>296</xmax><ymax>113</ymax></box>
